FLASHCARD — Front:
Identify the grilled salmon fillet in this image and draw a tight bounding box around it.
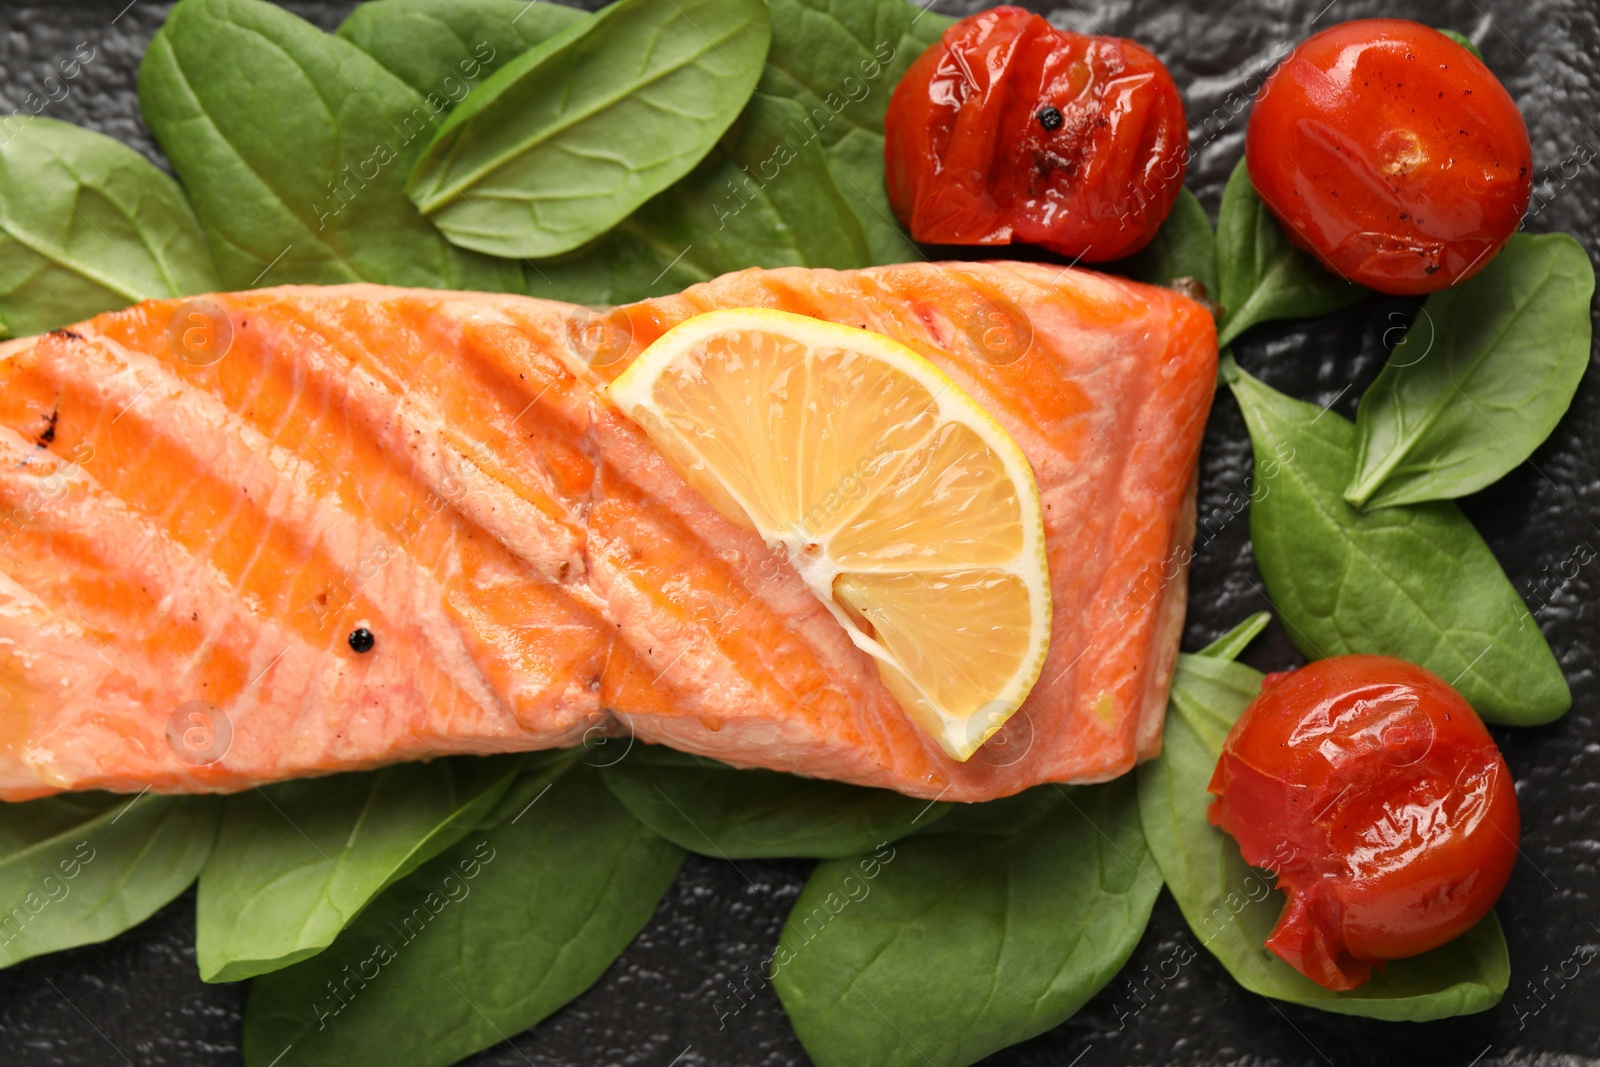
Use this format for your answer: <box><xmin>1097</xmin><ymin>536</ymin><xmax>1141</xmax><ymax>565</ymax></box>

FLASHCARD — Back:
<box><xmin>0</xmin><ymin>263</ymin><xmax>1215</xmax><ymax>802</ymax></box>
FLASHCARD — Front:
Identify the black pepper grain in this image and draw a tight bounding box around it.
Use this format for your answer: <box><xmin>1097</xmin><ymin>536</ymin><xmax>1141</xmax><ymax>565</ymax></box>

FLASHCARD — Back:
<box><xmin>1036</xmin><ymin>106</ymin><xmax>1063</xmax><ymax>131</ymax></box>
<box><xmin>349</xmin><ymin>627</ymin><xmax>376</xmax><ymax>653</ymax></box>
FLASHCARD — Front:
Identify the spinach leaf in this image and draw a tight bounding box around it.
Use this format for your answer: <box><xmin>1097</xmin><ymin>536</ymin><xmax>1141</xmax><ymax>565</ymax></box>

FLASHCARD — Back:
<box><xmin>1197</xmin><ymin>609</ymin><xmax>1271</xmax><ymax>661</ymax></box>
<box><xmin>759</xmin><ymin>0</ymin><xmax>952</xmax><ymax>264</ymax></box>
<box><xmin>341</xmin><ymin>0</ymin><xmax>870</xmax><ymax>301</ymax></box>
<box><xmin>689</xmin><ymin>91</ymin><xmax>873</xmax><ymax>271</ymax></box>
<box><xmin>0</xmin><ymin>118</ymin><xmax>219</xmax><ymax>338</ymax></box>
<box><xmin>600</xmin><ymin>746</ymin><xmax>946</xmax><ymax>859</ymax></box>
<box><xmin>335</xmin><ymin>0</ymin><xmax>872</xmax><ymax>303</ymax></box>
<box><xmin>1216</xmin><ymin>158</ymin><xmax>1365</xmax><ymax>347</ymax></box>
<box><xmin>1436</xmin><ymin>28</ymin><xmax>1484</xmax><ymax>60</ymax></box>
<box><xmin>195</xmin><ymin>755</ymin><xmax>522</xmax><ymax>983</ymax></box>
<box><xmin>533</xmin><ymin>90</ymin><xmax>871</xmax><ymax>304</ymax></box>
<box><xmin>243</xmin><ymin>755</ymin><xmax>684</xmax><ymax>1067</ymax></box>
<box><xmin>1137</xmin><ymin>634</ymin><xmax>1511</xmax><ymax>1020</ymax></box>
<box><xmin>1346</xmin><ymin>233</ymin><xmax>1594</xmax><ymax>508</ymax></box>
<box><xmin>773</xmin><ymin>779</ymin><xmax>1160</xmax><ymax>1067</ymax></box>
<box><xmin>0</xmin><ymin>793</ymin><xmax>218</xmax><ymax>968</ymax></box>
<box><xmin>1112</xmin><ymin>186</ymin><xmax>1219</xmax><ymax>298</ymax></box>
<box><xmin>825</xmin><ymin>133</ymin><xmax>920</xmax><ymax>264</ymax></box>
<box><xmin>335</xmin><ymin>0</ymin><xmax>587</xmax><ymax>98</ymax></box>
<box><xmin>407</xmin><ymin>0</ymin><xmax>772</xmax><ymax>259</ymax></box>
<box><xmin>1225</xmin><ymin>358</ymin><xmax>1569</xmax><ymax>724</ymax></box>
<box><xmin>139</xmin><ymin>0</ymin><xmax>524</xmax><ymax>292</ymax></box>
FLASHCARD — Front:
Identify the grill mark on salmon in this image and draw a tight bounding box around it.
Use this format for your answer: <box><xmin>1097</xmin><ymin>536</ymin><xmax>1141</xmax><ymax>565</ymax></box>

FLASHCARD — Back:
<box><xmin>0</xmin><ymin>263</ymin><xmax>1214</xmax><ymax>801</ymax></box>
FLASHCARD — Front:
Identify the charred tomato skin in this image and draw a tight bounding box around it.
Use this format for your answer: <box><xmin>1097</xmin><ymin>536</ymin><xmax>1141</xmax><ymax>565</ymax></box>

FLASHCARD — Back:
<box><xmin>885</xmin><ymin>6</ymin><xmax>1188</xmax><ymax>262</ymax></box>
<box><xmin>1207</xmin><ymin>655</ymin><xmax>1519</xmax><ymax>990</ymax></box>
<box><xmin>1246</xmin><ymin>19</ymin><xmax>1533</xmax><ymax>295</ymax></box>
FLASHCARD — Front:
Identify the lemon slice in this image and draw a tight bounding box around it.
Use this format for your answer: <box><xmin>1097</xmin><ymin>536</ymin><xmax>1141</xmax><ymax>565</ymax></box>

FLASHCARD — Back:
<box><xmin>606</xmin><ymin>308</ymin><xmax>1051</xmax><ymax>760</ymax></box>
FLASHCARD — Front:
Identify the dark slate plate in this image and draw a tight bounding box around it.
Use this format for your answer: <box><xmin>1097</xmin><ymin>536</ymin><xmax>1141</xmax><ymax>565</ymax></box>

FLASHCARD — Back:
<box><xmin>1</xmin><ymin>1</ymin><xmax>1595</xmax><ymax>1064</ymax></box>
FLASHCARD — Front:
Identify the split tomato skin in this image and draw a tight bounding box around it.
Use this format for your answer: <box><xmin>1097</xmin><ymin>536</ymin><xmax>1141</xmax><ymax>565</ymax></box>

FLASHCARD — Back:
<box><xmin>1246</xmin><ymin>19</ymin><xmax>1533</xmax><ymax>295</ymax></box>
<box><xmin>1207</xmin><ymin>655</ymin><xmax>1519</xmax><ymax>990</ymax></box>
<box><xmin>885</xmin><ymin>7</ymin><xmax>1188</xmax><ymax>262</ymax></box>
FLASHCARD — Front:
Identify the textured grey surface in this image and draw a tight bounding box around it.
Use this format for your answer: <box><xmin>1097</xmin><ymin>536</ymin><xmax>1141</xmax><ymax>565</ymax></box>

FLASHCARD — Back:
<box><xmin>0</xmin><ymin>0</ymin><xmax>1596</xmax><ymax>1064</ymax></box>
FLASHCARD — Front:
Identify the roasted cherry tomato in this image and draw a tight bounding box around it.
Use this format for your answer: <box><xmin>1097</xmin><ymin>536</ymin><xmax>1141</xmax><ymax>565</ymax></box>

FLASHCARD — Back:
<box><xmin>1207</xmin><ymin>655</ymin><xmax>1519</xmax><ymax>990</ymax></box>
<box><xmin>885</xmin><ymin>7</ymin><xmax>1188</xmax><ymax>262</ymax></box>
<box><xmin>1246</xmin><ymin>19</ymin><xmax>1533</xmax><ymax>294</ymax></box>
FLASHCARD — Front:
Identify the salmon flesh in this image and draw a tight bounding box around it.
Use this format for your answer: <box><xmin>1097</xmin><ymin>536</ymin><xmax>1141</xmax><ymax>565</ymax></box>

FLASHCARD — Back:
<box><xmin>0</xmin><ymin>263</ymin><xmax>1216</xmax><ymax>802</ymax></box>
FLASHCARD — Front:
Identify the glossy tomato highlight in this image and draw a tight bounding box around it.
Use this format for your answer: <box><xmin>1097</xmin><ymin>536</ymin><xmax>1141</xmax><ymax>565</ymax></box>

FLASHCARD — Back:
<box><xmin>1207</xmin><ymin>656</ymin><xmax>1519</xmax><ymax>990</ymax></box>
<box><xmin>885</xmin><ymin>7</ymin><xmax>1188</xmax><ymax>262</ymax></box>
<box><xmin>1246</xmin><ymin>19</ymin><xmax>1533</xmax><ymax>294</ymax></box>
